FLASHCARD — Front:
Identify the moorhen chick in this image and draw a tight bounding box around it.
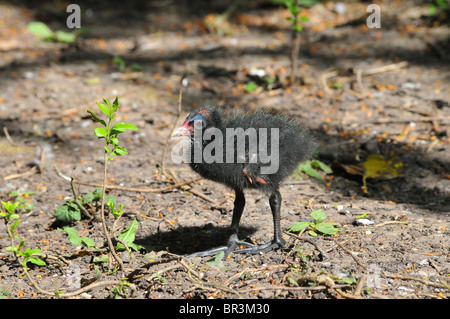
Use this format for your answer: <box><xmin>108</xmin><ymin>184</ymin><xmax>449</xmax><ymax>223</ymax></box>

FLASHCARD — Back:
<box><xmin>172</xmin><ymin>106</ymin><xmax>315</xmax><ymax>257</ymax></box>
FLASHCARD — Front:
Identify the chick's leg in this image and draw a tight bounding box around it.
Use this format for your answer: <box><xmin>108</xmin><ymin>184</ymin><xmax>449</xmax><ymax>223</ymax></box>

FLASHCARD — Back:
<box><xmin>185</xmin><ymin>189</ymin><xmax>256</xmax><ymax>258</ymax></box>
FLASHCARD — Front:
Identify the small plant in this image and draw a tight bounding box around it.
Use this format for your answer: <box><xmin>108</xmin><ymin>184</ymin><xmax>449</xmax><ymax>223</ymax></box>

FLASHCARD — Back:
<box><xmin>53</xmin><ymin>187</ymin><xmax>114</xmax><ymax>223</ymax></box>
<box><xmin>296</xmin><ymin>159</ymin><xmax>333</xmax><ymax>180</ymax></box>
<box><xmin>88</xmin><ymin>97</ymin><xmax>138</xmax><ymax>160</ymax></box>
<box><xmin>112</xmin><ymin>56</ymin><xmax>144</xmax><ymax>72</ymax></box>
<box><xmin>429</xmin><ymin>0</ymin><xmax>449</xmax><ymax>15</ymax></box>
<box><xmin>87</xmin><ymin>96</ymin><xmax>138</xmax><ymax>271</ymax></box>
<box><xmin>288</xmin><ymin>209</ymin><xmax>340</xmax><ymax>236</ymax></box>
<box><xmin>1</xmin><ymin>201</ymin><xmax>46</xmax><ymax>268</ymax></box>
<box><xmin>283</xmin><ymin>0</ymin><xmax>311</xmax><ymax>84</ymax></box>
<box><xmin>206</xmin><ymin>251</ymin><xmax>228</xmax><ymax>271</ymax></box>
<box><xmin>111</xmin><ymin>280</ymin><xmax>132</xmax><ymax>299</ymax></box>
<box><xmin>62</xmin><ymin>227</ymin><xmax>98</xmax><ymax>249</ymax></box>
<box><xmin>245</xmin><ymin>81</ymin><xmax>259</xmax><ymax>93</ymax></box>
<box><xmin>27</xmin><ymin>21</ymin><xmax>78</xmax><ymax>43</ymax></box>
<box><xmin>9</xmin><ymin>190</ymin><xmax>38</xmax><ymax>213</ymax></box>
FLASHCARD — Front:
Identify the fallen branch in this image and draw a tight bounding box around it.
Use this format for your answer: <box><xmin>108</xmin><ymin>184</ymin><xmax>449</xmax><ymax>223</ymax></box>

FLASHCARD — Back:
<box><xmin>355</xmin><ymin>61</ymin><xmax>408</xmax><ymax>96</ymax></box>
<box><xmin>54</xmin><ymin>166</ymin><xmax>202</xmax><ymax>193</ymax></box>
<box><xmin>4</xmin><ymin>166</ymin><xmax>38</xmax><ymax>181</ymax></box>
<box><xmin>238</xmin><ymin>283</ymin><xmax>349</xmax><ymax>294</ymax></box>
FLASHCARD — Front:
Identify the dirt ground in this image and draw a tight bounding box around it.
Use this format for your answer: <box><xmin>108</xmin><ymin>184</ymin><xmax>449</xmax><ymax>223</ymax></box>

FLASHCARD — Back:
<box><xmin>0</xmin><ymin>0</ymin><xmax>449</xmax><ymax>300</ymax></box>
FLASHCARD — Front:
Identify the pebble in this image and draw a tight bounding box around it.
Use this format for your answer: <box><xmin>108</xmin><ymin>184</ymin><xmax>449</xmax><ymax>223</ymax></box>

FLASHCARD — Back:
<box><xmin>355</xmin><ymin>218</ymin><xmax>375</xmax><ymax>226</ymax></box>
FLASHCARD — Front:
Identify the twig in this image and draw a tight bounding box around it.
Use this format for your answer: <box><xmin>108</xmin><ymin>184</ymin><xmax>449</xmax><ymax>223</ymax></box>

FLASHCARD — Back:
<box><xmin>336</xmin><ymin>241</ymin><xmax>369</xmax><ymax>271</ymax></box>
<box><xmin>363</xmin><ymin>61</ymin><xmax>408</xmax><ymax>76</ymax></box>
<box><xmin>372</xmin><ymin>221</ymin><xmax>407</xmax><ymax>228</ymax></box>
<box><xmin>321</xmin><ymin>71</ymin><xmax>337</xmax><ymax>94</ymax></box>
<box><xmin>382</xmin><ymin>273</ymin><xmax>449</xmax><ymax>290</ymax></box>
<box><xmin>354</xmin><ymin>274</ymin><xmax>367</xmax><ymax>297</ymax></box>
<box><xmin>54</xmin><ymin>166</ymin><xmax>202</xmax><ymax>193</ymax></box>
<box><xmin>70</xmin><ymin>177</ymin><xmax>93</xmax><ymax>220</ymax></box>
<box><xmin>238</xmin><ymin>283</ymin><xmax>349</xmax><ymax>293</ymax></box>
<box><xmin>334</xmin><ymin>287</ymin><xmax>361</xmax><ymax>299</ymax></box>
<box><xmin>355</xmin><ymin>61</ymin><xmax>408</xmax><ymax>96</ymax></box>
<box><xmin>4</xmin><ymin>166</ymin><xmax>38</xmax><ymax>181</ymax></box>
<box><xmin>3</xmin><ymin>127</ymin><xmax>20</xmax><ymax>146</ymax></box>
<box><xmin>180</xmin><ymin>259</ymin><xmax>243</xmax><ymax>298</ymax></box>
<box><xmin>284</xmin><ymin>231</ymin><xmax>329</xmax><ymax>260</ymax></box>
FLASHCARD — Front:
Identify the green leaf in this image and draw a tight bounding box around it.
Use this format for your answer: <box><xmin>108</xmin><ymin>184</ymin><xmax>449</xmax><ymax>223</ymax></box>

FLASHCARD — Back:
<box><xmin>10</xmin><ymin>219</ymin><xmax>20</xmax><ymax>234</ymax></box>
<box><xmin>299</xmin><ymin>15</ymin><xmax>310</xmax><ymax>22</ymax></box>
<box><xmin>308</xmin><ymin>230</ymin><xmax>318</xmax><ymax>236</ymax></box>
<box><xmin>206</xmin><ymin>251</ymin><xmax>227</xmax><ymax>270</ymax></box>
<box><xmin>341</xmin><ymin>276</ymin><xmax>357</xmax><ymax>284</ymax></box>
<box><xmin>245</xmin><ymin>81</ymin><xmax>259</xmax><ymax>93</ymax></box>
<box><xmin>297</xmin><ymin>161</ymin><xmax>323</xmax><ymax>179</ymax></box>
<box><xmin>63</xmin><ymin>227</ymin><xmax>97</xmax><ymax>248</ymax></box>
<box><xmin>110</xmin><ymin>137</ymin><xmax>119</xmax><ymax>145</ymax></box>
<box><xmin>94</xmin><ymin>127</ymin><xmax>108</xmax><ymax>138</ymax></box>
<box><xmin>294</xmin><ymin>24</ymin><xmax>303</xmax><ymax>32</ymax></box>
<box><xmin>116</xmin><ymin>219</ymin><xmax>143</xmax><ymax>251</ymax></box>
<box><xmin>2</xmin><ymin>201</ymin><xmax>20</xmax><ymax>214</ymax></box>
<box><xmin>63</xmin><ymin>227</ymin><xmax>82</xmax><ymax>245</ymax></box>
<box><xmin>288</xmin><ymin>277</ymin><xmax>299</xmax><ymax>287</ymax></box>
<box><xmin>112</xmin><ymin>96</ymin><xmax>120</xmax><ymax>112</ymax></box>
<box><xmin>113</xmin><ymin>146</ymin><xmax>128</xmax><ymax>156</ymax></box>
<box><xmin>311</xmin><ymin>160</ymin><xmax>333</xmax><ymax>174</ymax></box>
<box><xmin>93</xmin><ymin>254</ymin><xmax>108</xmax><ymax>264</ymax></box>
<box><xmin>288</xmin><ymin>221</ymin><xmax>310</xmax><ymax>233</ymax></box>
<box><xmin>27</xmin><ymin>257</ymin><xmax>46</xmax><ymax>266</ymax></box>
<box><xmin>87</xmin><ymin>110</ymin><xmax>106</xmax><ymax>127</ymax></box>
<box><xmin>110</xmin><ymin>123</ymin><xmax>138</xmax><ymax>135</ymax></box>
<box><xmin>92</xmin><ymin>188</ymin><xmax>103</xmax><ymax>201</ymax></box>
<box><xmin>315</xmin><ymin>222</ymin><xmax>339</xmax><ymax>236</ymax></box>
<box><xmin>97</xmin><ymin>103</ymin><xmax>110</xmax><ymax>117</ymax></box>
<box><xmin>27</xmin><ymin>22</ymin><xmax>53</xmax><ymax>40</ymax></box>
<box><xmin>155</xmin><ymin>273</ymin><xmax>167</xmax><ymax>283</ymax></box>
<box><xmin>311</xmin><ymin>209</ymin><xmax>326</xmax><ymax>223</ymax></box>
<box><xmin>53</xmin><ymin>202</ymin><xmax>81</xmax><ymax>223</ymax></box>
<box><xmin>6</xmin><ymin>246</ymin><xmax>18</xmax><ymax>253</ymax></box>
<box><xmin>113</xmin><ymin>57</ymin><xmax>125</xmax><ymax>70</ymax></box>
<box><xmin>81</xmin><ymin>237</ymin><xmax>96</xmax><ymax>248</ymax></box>
<box><xmin>54</xmin><ymin>30</ymin><xmax>76</xmax><ymax>43</ymax></box>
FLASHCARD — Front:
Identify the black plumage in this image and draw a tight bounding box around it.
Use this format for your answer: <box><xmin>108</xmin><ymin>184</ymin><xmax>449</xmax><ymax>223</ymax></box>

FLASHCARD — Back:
<box><xmin>172</xmin><ymin>106</ymin><xmax>315</xmax><ymax>257</ymax></box>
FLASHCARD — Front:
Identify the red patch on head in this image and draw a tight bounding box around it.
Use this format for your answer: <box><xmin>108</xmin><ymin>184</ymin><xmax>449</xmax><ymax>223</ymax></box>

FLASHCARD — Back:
<box><xmin>198</xmin><ymin>109</ymin><xmax>211</xmax><ymax>117</ymax></box>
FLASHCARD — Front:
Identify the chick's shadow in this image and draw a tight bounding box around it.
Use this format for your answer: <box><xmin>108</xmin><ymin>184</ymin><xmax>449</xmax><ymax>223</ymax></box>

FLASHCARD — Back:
<box><xmin>135</xmin><ymin>224</ymin><xmax>258</xmax><ymax>256</ymax></box>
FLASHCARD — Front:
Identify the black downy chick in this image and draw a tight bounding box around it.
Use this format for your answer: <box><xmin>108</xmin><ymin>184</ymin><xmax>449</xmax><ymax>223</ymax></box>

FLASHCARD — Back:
<box><xmin>172</xmin><ymin>106</ymin><xmax>315</xmax><ymax>257</ymax></box>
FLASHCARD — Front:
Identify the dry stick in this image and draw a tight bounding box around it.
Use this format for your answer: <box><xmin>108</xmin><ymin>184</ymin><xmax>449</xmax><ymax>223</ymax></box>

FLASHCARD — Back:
<box><xmin>354</xmin><ymin>274</ymin><xmax>368</xmax><ymax>297</ymax></box>
<box><xmin>4</xmin><ymin>166</ymin><xmax>37</xmax><ymax>181</ymax></box>
<box><xmin>3</xmin><ymin>127</ymin><xmax>22</xmax><ymax>147</ymax></box>
<box><xmin>54</xmin><ymin>166</ymin><xmax>202</xmax><ymax>193</ymax></box>
<box><xmin>70</xmin><ymin>177</ymin><xmax>93</xmax><ymax>220</ymax></box>
<box><xmin>321</xmin><ymin>71</ymin><xmax>337</xmax><ymax>94</ymax></box>
<box><xmin>238</xmin><ymin>283</ymin><xmax>349</xmax><ymax>294</ymax></box>
<box><xmin>168</xmin><ymin>168</ymin><xmax>218</xmax><ymax>205</ymax></box>
<box><xmin>356</xmin><ymin>61</ymin><xmax>408</xmax><ymax>96</ymax></box>
<box><xmin>284</xmin><ymin>231</ymin><xmax>329</xmax><ymax>260</ymax></box>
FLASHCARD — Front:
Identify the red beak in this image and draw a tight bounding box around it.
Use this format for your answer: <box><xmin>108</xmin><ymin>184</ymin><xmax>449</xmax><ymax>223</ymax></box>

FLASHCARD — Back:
<box><xmin>172</xmin><ymin>121</ymin><xmax>192</xmax><ymax>137</ymax></box>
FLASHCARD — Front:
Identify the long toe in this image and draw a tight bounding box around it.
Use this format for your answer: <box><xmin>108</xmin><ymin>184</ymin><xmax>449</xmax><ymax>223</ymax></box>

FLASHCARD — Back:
<box><xmin>234</xmin><ymin>241</ymin><xmax>284</xmax><ymax>255</ymax></box>
<box><xmin>185</xmin><ymin>245</ymin><xmax>231</xmax><ymax>259</ymax></box>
